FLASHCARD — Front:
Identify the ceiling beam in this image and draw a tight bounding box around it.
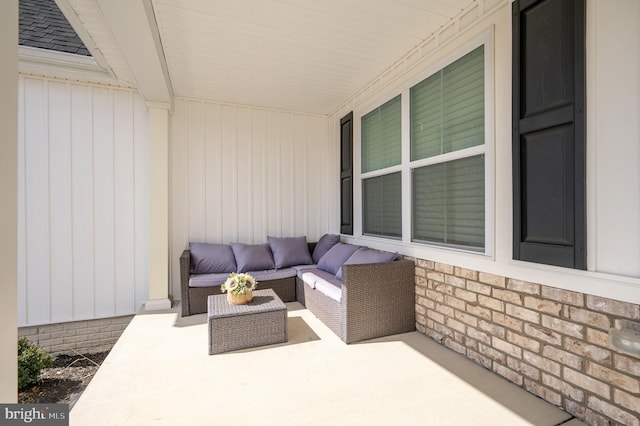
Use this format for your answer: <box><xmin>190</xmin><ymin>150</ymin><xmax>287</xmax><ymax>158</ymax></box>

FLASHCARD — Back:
<box><xmin>95</xmin><ymin>0</ymin><xmax>173</xmax><ymax>105</ymax></box>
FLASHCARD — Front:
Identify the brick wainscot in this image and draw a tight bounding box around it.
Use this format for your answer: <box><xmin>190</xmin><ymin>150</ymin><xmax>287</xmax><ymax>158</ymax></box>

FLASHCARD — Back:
<box><xmin>413</xmin><ymin>259</ymin><xmax>640</xmax><ymax>426</ymax></box>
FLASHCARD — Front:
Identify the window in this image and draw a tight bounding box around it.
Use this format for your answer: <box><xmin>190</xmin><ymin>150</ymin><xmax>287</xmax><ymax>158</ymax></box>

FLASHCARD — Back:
<box><xmin>411</xmin><ymin>46</ymin><xmax>485</xmax><ymax>250</ymax></box>
<box><xmin>361</xmin><ymin>96</ymin><xmax>402</xmax><ymax>238</ymax></box>
<box><xmin>358</xmin><ymin>39</ymin><xmax>490</xmax><ymax>253</ymax></box>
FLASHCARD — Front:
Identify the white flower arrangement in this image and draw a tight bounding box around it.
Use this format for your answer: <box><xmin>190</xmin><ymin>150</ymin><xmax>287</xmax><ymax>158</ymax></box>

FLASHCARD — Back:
<box><xmin>221</xmin><ymin>272</ymin><xmax>258</xmax><ymax>296</ymax></box>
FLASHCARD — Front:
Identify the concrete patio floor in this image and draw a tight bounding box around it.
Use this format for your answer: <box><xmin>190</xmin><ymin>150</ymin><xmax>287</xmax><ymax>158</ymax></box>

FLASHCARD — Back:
<box><xmin>71</xmin><ymin>302</ymin><xmax>586</xmax><ymax>426</ymax></box>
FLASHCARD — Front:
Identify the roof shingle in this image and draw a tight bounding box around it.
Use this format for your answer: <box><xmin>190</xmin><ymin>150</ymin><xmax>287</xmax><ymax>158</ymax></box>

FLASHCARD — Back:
<box><xmin>19</xmin><ymin>0</ymin><xmax>91</xmax><ymax>56</ymax></box>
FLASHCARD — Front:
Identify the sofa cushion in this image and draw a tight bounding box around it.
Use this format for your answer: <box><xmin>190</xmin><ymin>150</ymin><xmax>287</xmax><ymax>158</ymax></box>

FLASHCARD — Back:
<box><xmin>312</xmin><ymin>234</ymin><xmax>341</xmax><ymax>263</ymax></box>
<box><xmin>316</xmin><ymin>243</ymin><xmax>361</xmax><ymax>276</ymax></box>
<box><xmin>250</xmin><ymin>267</ymin><xmax>297</xmax><ymax>281</ymax></box>
<box><xmin>231</xmin><ymin>243</ymin><xmax>275</xmax><ymax>272</ymax></box>
<box><xmin>336</xmin><ymin>248</ymin><xmax>399</xmax><ymax>280</ymax></box>
<box><xmin>268</xmin><ymin>236</ymin><xmax>313</xmax><ymax>269</ymax></box>
<box><xmin>188</xmin><ymin>272</ymin><xmax>228</xmax><ymax>288</ymax></box>
<box><xmin>301</xmin><ymin>269</ymin><xmax>343</xmax><ymax>302</ymax></box>
<box><xmin>189</xmin><ymin>242</ymin><xmax>236</xmax><ymax>274</ymax></box>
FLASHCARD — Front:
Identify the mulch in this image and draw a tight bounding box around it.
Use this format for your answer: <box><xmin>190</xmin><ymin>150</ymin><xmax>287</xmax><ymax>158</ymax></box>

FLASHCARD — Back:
<box><xmin>18</xmin><ymin>352</ymin><xmax>109</xmax><ymax>407</ymax></box>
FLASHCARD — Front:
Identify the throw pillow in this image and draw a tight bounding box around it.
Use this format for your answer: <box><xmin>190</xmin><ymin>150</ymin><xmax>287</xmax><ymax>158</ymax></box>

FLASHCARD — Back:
<box><xmin>312</xmin><ymin>233</ymin><xmax>341</xmax><ymax>263</ymax></box>
<box><xmin>316</xmin><ymin>242</ymin><xmax>361</xmax><ymax>276</ymax></box>
<box><xmin>268</xmin><ymin>236</ymin><xmax>313</xmax><ymax>269</ymax></box>
<box><xmin>335</xmin><ymin>248</ymin><xmax>399</xmax><ymax>280</ymax></box>
<box><xmin>189</xmin><ymin>242</ymin><xmax>237</xmax><ymax>274</ymax></box>
<box><xmin>230</xmin><ymin>243</ymin><xmax>275</xmax><ymax>272</ymax></box>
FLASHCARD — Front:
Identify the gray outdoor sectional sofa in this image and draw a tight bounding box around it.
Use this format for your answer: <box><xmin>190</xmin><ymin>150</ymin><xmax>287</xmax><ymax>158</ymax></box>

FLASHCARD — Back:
<box><xmin>180</xmin><ymin>234</ymin><xmax>415</xmax><ymax>343</ymax></box>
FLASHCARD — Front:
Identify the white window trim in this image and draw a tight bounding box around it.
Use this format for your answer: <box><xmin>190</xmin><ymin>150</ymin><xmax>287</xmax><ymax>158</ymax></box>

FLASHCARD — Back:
<box><xmin>354</xmin><ymin>29</ymin><xmax>495</xmax><ymax>258</ymax></box>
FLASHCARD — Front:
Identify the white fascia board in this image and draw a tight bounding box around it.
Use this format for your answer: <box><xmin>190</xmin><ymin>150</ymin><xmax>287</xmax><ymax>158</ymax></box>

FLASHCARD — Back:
<box><xmin>54</xmin><ymin>0</ymin><xmax>113</xmax><ymax>76</ymax></box>
<box><xmin>18</xmin><ymin>45</ymin><xmax>113</xmax><ymax>80</ymax></box>
<box><xmin>95</xmin><ymin>0</ymin><xmax>173</xmax><ymax>105</ymax></box>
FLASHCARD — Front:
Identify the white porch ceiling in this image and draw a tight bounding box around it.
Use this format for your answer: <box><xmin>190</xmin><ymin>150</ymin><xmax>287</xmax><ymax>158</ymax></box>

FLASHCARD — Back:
<box><xmin>63</xmin><ymin>0</ymin><xmax>477</xmax><ymax>114</ymax></box>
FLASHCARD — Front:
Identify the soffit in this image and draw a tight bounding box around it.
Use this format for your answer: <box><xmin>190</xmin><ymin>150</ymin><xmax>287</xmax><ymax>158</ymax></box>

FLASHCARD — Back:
<box><xmin>152</xmin><ymin>0</ymin><xmax>475</xmax><ymax>114</ymax></box>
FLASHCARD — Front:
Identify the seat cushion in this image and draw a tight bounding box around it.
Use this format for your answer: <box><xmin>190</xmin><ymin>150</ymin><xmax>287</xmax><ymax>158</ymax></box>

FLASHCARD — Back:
<box><xmin>301</xmin><ymin>269</ymin><xmax>342</xmax><ymax>302</ymax></box>
<box><xmin>188</xmin><ymin>273</ymin><xmax>228</xmax><ymax>288</ymax></box>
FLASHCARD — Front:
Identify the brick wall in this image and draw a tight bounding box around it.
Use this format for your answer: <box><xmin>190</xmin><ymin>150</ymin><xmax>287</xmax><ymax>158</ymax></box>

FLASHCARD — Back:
<box><xmin>18</xmin><ymin>315</ymin><xmax>134</xmax><ymax>356</ymax></box>
<box><xmin>414</xmin><ymin>258</ymin><xmax>640</xmax><ymax>426</ymax></box>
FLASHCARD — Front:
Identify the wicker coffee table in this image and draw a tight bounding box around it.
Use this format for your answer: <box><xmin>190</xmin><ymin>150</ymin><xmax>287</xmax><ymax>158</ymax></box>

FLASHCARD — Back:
<box><xmin>207</xmin><ymin>288</ymin><xmax>287</xmax><ymax>355</ymax></box>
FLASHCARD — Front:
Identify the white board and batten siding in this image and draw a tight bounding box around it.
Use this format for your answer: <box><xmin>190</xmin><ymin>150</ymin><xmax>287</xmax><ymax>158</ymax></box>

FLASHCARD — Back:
<box><xmin>17</xmin><ymin>76</ymin><xmax>149</xmax><ymax>327</ymax></box>
<box><xmin>170</xmin><ymin>98</ymin><xmax>332</xmax><ymax>300</ymax></box>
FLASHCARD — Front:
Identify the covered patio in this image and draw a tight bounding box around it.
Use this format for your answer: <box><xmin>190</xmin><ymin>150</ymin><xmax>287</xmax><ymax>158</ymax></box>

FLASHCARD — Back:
<box><xmin>2</xmin><ymin>0</ymin><xmax>640</xmax><ymax>425</ymax></box>
<box><xmin>71</xmin><ymin>302</ymin><xmax>583</xmax><ymax>425</ymax></box>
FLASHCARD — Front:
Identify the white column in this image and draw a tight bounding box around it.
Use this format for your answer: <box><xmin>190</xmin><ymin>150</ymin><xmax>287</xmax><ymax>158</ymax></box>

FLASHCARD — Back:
<box><xmin>0</xmin><ymin>0</ymin><xmax>18</xmax><ymax>402</ymax></box>
<box><xmin>145</xmin><ymin>102</ymin><xmax>172</xmax><ymax>311</ymax></box>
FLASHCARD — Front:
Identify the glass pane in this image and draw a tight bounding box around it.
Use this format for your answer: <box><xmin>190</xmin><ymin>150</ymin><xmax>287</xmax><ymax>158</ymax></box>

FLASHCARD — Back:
<box><xmin>412</xmin><ymin>155</ymin><xmax>484</xmax><ymax>248</ymax></box>
<box><xmin>411</xmin><ymin>46</ymin><xmax>484</xmax><ymax>161</ymax></box>
<box><xmin>363</xmin><ymin>172</ymin><xmax>402</xmax><ymax>238</ymax></box>
<box><xmin>362</xmin><ymin>95</ymin><xmax>401</xmax><ymax>173</ymax></box>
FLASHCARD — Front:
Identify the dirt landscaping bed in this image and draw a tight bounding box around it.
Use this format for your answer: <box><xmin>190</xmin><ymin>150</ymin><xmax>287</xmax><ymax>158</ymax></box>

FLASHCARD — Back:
<box><xmin>18</xmin><ymin>352</ymin><xmax>109</xmax><ymax>407</ymax></box>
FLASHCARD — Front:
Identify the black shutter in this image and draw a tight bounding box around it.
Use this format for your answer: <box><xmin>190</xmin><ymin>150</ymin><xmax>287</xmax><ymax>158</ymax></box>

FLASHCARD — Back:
<box><xmin>340</xmin><ymin>112</ymin><xmax>354</xmax><ymax>235</ymax></box>
<box><xmin>512</xmin><ymin>0</ymin><xmax>586</xmax><ymax>269</ymax></box>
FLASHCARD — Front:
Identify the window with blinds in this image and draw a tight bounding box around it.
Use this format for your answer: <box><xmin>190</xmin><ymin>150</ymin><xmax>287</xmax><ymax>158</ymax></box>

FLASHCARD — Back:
<box><xmin>361</xmin><ymin>95</ymin><xmax>402</xmax><ymax>238</ymax></box>
<box><xmin>410</xmin><ymin>46</ymin><xmax>485</xmax><ymax>250</ymax></box>
<box><xmin>363</xmin><ymin>172</ymin><xmax>402</xmax><ymax>238</ymax></box>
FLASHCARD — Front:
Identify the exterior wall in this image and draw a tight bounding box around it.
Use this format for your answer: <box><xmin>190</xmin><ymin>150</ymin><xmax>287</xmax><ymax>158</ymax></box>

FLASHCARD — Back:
<box><xmin>17</xmin><ymin>76</ymin><xmax>150</xmax><ymax>326</ymax></box>
<box><xmin>169</xmin><ymin>98</ymin><xmax>331</xmax><ymax>300</ymax></box>
<box><xmin>414</xmin><ymin>261</ymin><xmax>640</xmax><ymax>425</ymax></box>
<box><xmin>324</xmin><ymin>1</ymin><xmax>640</xmax><ymax>425</ymax></box>
<box><xmin>329</xmin><ymin>0</ymin><xmax>640</xmax><ymax>304</ymax></box>
<box><xmin>18</xmin><ymin>316</ymin><xmax>133</xmax><ymax>356</ymax></box>
<box><xmin>0</xmin><ymin>0</ymin><xmax>19</xmax><ymax>403</ymax></box>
